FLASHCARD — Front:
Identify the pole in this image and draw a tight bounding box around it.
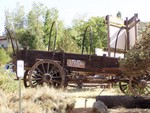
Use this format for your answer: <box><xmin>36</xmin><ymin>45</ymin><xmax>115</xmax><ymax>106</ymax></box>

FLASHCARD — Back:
<box><xmin>19</xmin><ymin>77</ymin><xmax>22</xmax><ymax>113</ymax></box>
<box><xmin>17</xmin><ymin>60</ymin><xmax>24</xmax><ymax>113</ymax></box>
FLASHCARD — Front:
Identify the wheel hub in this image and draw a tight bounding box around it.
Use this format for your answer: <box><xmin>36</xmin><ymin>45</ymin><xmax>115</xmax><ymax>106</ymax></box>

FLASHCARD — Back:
<box><xmin>43</xmin><ymin>73</ymin><xmax>52</xmax><ymax>83</ymax></box>
<box><xmin>138</xmin><ymin>80</ymin><xmax>147</xmax><ymax>88</ymax></box>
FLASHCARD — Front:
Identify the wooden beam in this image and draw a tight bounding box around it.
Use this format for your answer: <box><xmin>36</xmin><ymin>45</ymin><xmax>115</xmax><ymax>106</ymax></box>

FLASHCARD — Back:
<box><xmin>96</xmin><ymin>95</ymin><xmax>150</xmax><ymax>108</ymax></box>
<box><xmin>106</xmin><ymin>15</ymin><xmax>111</xmax><ymax>57</ymax></box>
<box><xmin>125</xmin><ymin>17</ymin><xmax>130</xmax><ymax>50</ymax></box>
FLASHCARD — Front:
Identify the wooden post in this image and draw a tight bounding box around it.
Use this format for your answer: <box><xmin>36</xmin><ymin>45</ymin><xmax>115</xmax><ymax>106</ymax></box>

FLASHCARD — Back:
<box><xmin>134</xmin><ymin>14</ymin><xmax>138</xmax><ymax>41</ymax></box>
<box><xmin>106</xmin><ymin>15</ymin><xmax>111</xmax><ymax>57</ymax></box>
<box><xmin>125</xmin><ymin>17</ymin><xmax>130</xmax><ymax>50</ymax></box>
<box><xmin>104</xmin><ymin>15</ymin><xmax>112</xmax><ymax>88</ymax></box>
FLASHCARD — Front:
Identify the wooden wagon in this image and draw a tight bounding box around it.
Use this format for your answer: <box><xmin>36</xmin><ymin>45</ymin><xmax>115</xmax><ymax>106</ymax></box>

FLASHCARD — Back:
<box><xmin>7</xmin><ymin>14</ymin><xmax>150</xmax><ymax>96</ymax></box>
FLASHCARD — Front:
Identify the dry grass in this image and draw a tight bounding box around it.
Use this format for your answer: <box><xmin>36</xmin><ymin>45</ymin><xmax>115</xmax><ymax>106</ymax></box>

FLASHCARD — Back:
<box><xmin>0</xmin><ymin>86</ymin><xmax>75</xmax><ymax>113</ymax></box>
<box><xmin>65</xmin><ymin>86</ymin><xmax>121</xmax><ymax>98</ymax></box>
<box><xmin>1</xmin><ymin>82</ymin><xmax>150</xmax><ymax>113</ymax></box>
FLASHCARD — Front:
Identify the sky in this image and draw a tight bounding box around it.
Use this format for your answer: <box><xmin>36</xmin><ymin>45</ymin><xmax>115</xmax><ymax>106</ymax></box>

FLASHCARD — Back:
<box><xmin>0</xmin><ymin>0</ymin><xmax>150</xmax><ymax>35</ymax></box>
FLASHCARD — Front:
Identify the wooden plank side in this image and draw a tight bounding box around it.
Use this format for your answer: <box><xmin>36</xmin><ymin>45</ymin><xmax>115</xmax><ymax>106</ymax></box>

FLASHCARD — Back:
<box><xmin>18</xmin><ymin>50</ymin><xmax>63</xmax><ymax>67</ymax></box>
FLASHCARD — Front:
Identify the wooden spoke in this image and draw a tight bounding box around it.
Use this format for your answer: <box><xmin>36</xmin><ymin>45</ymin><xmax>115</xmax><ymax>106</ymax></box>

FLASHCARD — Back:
<box><xmin>36</xmin><ymin>66</ymin><xmax>44</xmax><ymax>75</ymax></box>
<box><xmin>47</xmin><ymin>63</ymin><xmax>50</xmax><ymax>73</ymax></box>
<box><xmin>32</xmin><ymin>71</ymin><xmax>43</xmax><ymax>78</ymax></box>
<box><xmin>23</xmin><ymin>71</ymin><xmax>30</xmax><ymax>88</ymax></box>
<box><xmin>49</xmin><ymin>65</ymin><xmax>56</xmax><ymax>75</ymax></box>
<box><xmin>119</xmin><ymin>81</ymin><xmax>130</xmax><ymax>94</ymax></box>
<box><xmin>31</xmin><ymin>78</ymin><xmax>43</xmax><ymax>81</ymax></box>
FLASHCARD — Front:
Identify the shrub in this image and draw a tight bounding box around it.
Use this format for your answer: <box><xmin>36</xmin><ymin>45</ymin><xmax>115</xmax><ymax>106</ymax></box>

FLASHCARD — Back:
<box><xmin>120</xmin><ymin>23</ymin><xmax>150</xmax><ymax>77</ymax></box>
<box><xmin>0</xmin><ymin>67</ymin><xmax>18</xmax><ymax>92</ymax></box>
<box><xmin>0</xmin><ymin>48</ymin><xmax>11</xmax><ymax>64</ymax></box>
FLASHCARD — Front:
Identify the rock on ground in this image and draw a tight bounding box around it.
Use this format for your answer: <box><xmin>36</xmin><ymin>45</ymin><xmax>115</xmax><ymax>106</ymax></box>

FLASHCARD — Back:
<box><xmin>93</xmin><ymin>100</ymin><xmax>108</xmax><ymax>113</ymax></box>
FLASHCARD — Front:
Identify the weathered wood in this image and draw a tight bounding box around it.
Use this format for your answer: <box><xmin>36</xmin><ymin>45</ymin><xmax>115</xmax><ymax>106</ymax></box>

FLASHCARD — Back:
<box><xmin>69</xmin><ymin>108</ymin><xmax>96</xmax><ymax>113</ymax></box>
<box><xmin>96</xmin><ymin>95</ymin><xmax>150</xmax><ymax>108</ymax></box>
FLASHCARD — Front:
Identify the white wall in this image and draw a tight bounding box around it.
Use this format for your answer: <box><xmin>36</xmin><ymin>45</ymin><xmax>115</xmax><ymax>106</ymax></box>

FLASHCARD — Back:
<box><xmin>0</xmin><ymin>39</ymin><xmax>8</xmax><ymax>48</ymax></box>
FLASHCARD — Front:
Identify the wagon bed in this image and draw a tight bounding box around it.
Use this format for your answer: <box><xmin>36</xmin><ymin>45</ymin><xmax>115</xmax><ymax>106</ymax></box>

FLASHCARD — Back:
<box><xmin>17</xmin><ymin>48</ymin><xmax>120</xmax><ymax>73</ymax></box>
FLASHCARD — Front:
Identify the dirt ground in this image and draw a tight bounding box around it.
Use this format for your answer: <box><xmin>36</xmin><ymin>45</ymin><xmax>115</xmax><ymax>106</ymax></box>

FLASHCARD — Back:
<box><xmin>70</xmin><ymin>108</ymin><xmax>97</xmax><ymax>113</ymax></box>
<box><xmin>75</xmin><ymin>98</ymin><xmax>95</xmax><ymax>108</ymax></box>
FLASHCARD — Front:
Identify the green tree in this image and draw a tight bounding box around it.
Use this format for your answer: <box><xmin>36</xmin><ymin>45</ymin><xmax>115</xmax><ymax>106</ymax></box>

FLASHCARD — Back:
<box><xmin>13</xmin><ymin>2</ymin><xmax>25</xmax><ymax>29</ymax></box>
<box><xmin>5</xmin><ymin>3</ymin><xmax>25</xmax><ymax>37</ymax></box>
<box><xmin>4</xmin><ymin>10</ymin><xmax>13</xmax><ymax>30</ymax></box>
<box><xmin>24</xmin><ymin>2</ymin><xmax>48</xmax><ymax>50</ymax></box>
<box><xmin>43</xmin><ymin>8</ymin><xmax>59</xmax><ymax>49</ymax></box>
<box><xmin>4</xmin><ymin>3</ymin><xmax>26</xmax><ymax>51</ymax></box>
<box><xmin>18</xmin><ymin>30</ymin><xmax>37</xmax><ymax>49</ymax></box>
<box><xmin>72</xmin><ymin>16</ymin><xmax>107</xmax><ymax>54</ymax></box>
<box><xmin>4</xmin><ymin>2</ymin><xmax>64</xmax><ymax>50</ymax></box>
<box><xmin>3</xmin><ymin>2</ymin><xmax>107</xmax><ymax>54</ymax></box>
<box><xmin>58</xmin><ymin>28</ymin><xmax>80</xmax><ymax>53</ymax></box>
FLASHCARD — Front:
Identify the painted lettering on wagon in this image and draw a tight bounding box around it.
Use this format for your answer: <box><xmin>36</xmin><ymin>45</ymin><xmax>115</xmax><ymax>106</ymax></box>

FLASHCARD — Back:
<box><xmin>67</xmin><ymin>59</ymin><xmax>85</xmax><ymax>68</ymax></box>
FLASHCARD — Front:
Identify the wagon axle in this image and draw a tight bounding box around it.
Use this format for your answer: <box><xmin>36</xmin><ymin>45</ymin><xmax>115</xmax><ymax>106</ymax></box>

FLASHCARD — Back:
<box><xmin>138</xmin><ymin>80</ymin><xmax>147</xmax><ymax>88</ymax></box>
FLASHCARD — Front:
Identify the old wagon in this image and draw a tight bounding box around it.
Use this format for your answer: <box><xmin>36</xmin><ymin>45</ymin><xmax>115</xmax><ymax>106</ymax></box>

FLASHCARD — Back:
<box><xmin>7</xmin><ymin>14</ymin><xmax>150</xmax><ymax>96</ymax></box>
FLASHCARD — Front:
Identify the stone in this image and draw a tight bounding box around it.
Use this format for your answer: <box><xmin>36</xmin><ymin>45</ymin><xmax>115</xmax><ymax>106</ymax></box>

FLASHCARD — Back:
<box><xmin>93</xmin><ymin>100</ymin><xmax>108</xmax><ymax>113</ymax></box>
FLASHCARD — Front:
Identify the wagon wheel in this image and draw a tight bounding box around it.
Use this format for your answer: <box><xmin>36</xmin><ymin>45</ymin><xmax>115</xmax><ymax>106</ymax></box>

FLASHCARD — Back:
<box><xmin>118</xmin><ymin>78</ymin><xmax>136</xmax><ymax>95</ymax></box>
<box><xmin>117</xmin><ymin>75</ymin><xmax>130</xmax><ymax>94</ymax></box>
<box><xmin>23</xmin><ymin>70</ymin><xmax>30</xmax><ymax>88</ymax></box>
<box><xmin>28</xmin><ymin>60</ymin><xmax>66</xmax><ymax>88</ymax></box>
<box><xmin>119</xmin><ymin>81</ymin><xmax>130</xmax><ymax>94</ymax></box>
<box><xmin>129</xmin><ymin>75</ymin><xmax>150</xmax><ymax>96</ymax></box>
<box><xmin>118</xmin><ymin>75</ymin><xmax>138</xmax><ymax>95</ymax></box>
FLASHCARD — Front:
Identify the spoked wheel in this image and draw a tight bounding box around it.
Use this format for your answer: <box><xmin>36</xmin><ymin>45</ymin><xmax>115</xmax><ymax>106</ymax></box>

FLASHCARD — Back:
<box><xmin>118</xmin><ymin>75</ymin><xmax>132</xmax><ymax>95</ymax></box>
<box><xmin>118</xmin><ymin>78</ymin><xmax>137</xmax><ymax>95</ymax></box>
<box><xmin>23</xmin><ymin>70</ymin><xmax>30</xmax><ymax>88</ymax></box>
<box><xmin>129</xmin><ymin>75</ymin><xmax>150</xmax><ymax>96</ymax></box>
<box><xmin>119</xmin><ymin>80</ymin><xmax>130</xmax><ymax>94</ymax></box>
<box><xmin>28</xmin><ymin>60</ymin><xmax>66</xmax><ymax>88</ymax></box>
